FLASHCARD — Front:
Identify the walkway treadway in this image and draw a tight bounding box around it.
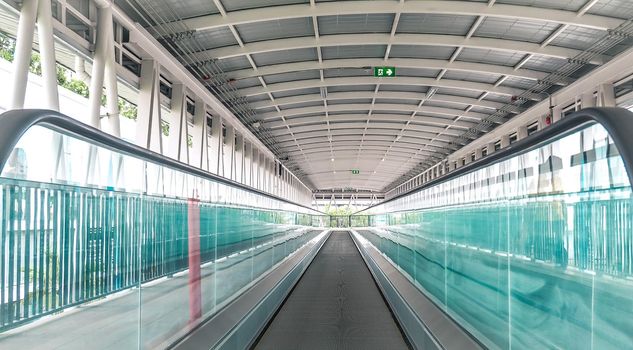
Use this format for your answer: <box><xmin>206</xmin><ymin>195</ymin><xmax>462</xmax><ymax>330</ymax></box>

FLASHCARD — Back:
<box><xmin>254</xmin><ymin>230</ymin><xmax>410</xmax><ymax>350</ymax></box>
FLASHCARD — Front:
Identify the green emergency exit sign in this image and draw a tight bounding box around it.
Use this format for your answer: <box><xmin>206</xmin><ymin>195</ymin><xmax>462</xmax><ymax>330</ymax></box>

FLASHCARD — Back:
<box><xmin>351</xmin><ymin>169</ymin><xmax>360</xmax><ymax>174</ymax></box>
<box><xmin>374</xmin><ymin>66</ymin><xmax>396</xmax><ymax>77</ymax></box>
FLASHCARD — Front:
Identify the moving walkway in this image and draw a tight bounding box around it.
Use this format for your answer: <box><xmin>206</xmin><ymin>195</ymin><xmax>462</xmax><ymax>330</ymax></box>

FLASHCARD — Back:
<box><xmin>1</xmin><ymin>107</ymin><xmax>633</xmax><ymax>349</ymax></box>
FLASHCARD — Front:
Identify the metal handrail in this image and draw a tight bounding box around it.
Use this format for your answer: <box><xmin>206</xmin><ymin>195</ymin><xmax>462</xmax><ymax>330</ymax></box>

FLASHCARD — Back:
<box><xmin>355</xmin><ymin>107</ymin><xmax>633</xmax><ymax>214</ymax></box>
<box><xmin>0</xmin><ymin>109</ymin><xmax>323</xmax><ymax>214</ymax></box>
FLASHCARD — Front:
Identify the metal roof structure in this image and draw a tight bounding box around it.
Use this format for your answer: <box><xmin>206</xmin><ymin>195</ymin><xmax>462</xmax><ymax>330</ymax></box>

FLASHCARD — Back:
<box><xmin>116</xmin><ymin>0</ymin><xmax>633</xmax><ymax>192</ymax></box>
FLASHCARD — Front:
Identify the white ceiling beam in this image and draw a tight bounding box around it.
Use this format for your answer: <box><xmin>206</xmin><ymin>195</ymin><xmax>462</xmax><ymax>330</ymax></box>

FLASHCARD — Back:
<box><xmin>250</xmin><ymin>92</ymin><xmax>525</xmax><ymax>113</ymax></box>
<box><xmin>578</xmin><ymin>0</ymin><xmax>601</xmax><ymax>17</ymax></box>
<box><xmin>257</xmin><ymin>103</ymin><xmax>488</xmax><ymax>121</ymax></box>
<box><xmin>161</xmin><ymin>1</ymin><xmax>622</xmax><ymax>33</ymax></box>
<box><xmin>265</xmin><ymin>114</ymin><xmax>477</xmax><ymax>129</ymax></box>
<box><xmin>270</xmin><ymin>122</ymin><xmax>461</xmax><ymax>137</ymax></box>
<box><xmin>193</xmin><ymin>34</ymin><xmax>600</xmax><ymax>64</ymax></box>
<box><xmin>239</xmin><ymin>76</ymin><xmax>542</xmax><ymax>100</ymax></box>
<box><xmin>225</xmin><ymin>58</ymin><xmax>569</xmax><ymax>84</ymax></box>
<box><xmin>275</xmin><ymin>128</ymin><xmax>454</xmax><ymax>144</ymax></box>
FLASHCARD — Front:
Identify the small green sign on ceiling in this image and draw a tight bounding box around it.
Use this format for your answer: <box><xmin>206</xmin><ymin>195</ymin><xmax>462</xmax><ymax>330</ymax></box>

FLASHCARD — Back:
<box><xmin>374</xmin><ymin>66</ymin><xmax>396</xmax><ymax>77</ymax></box>
<box><xmin>351</xmin><ymin>169</ymin><xmax>360</xmax><ymax>174</ymax></box>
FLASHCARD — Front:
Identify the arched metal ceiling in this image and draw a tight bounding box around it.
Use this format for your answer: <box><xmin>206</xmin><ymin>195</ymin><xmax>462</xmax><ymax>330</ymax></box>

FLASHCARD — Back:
<box><xmin>119</xmin><ymin>0</ymin><xmax>633</xmax><ymax>192</ymax></box>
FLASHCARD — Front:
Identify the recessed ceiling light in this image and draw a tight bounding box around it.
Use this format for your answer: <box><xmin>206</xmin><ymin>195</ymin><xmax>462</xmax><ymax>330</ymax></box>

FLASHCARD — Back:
<box><xmin>381</xmin><ymin>158</ymin><xmax>385</xmax><ymax>162</ymax></box>
<box><xmin>331</xmin><ymin>158</ymin><xmax>334</xmax><ymax>162</ymax></box>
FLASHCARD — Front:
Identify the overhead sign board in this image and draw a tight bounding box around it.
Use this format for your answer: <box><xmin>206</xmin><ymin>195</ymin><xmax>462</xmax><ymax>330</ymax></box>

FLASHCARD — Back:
<box><xmin>374</xmin><ymin>66</ymin><xmax>396</xmax><ymax>77</ymax></box>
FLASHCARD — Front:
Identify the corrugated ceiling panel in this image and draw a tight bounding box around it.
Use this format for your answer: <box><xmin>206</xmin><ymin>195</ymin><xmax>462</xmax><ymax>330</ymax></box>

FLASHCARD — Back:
<box><xmin>236</xmin><ymin>17</ymin><xmax>314</xmax><ymax>43</ymax></box>
<box><xmin>389</xmin><ymin>45</ymin><xmax>455</xmax><ymax>59</ymax></box>
<box><xmin>456</xmin><ymin>48</ymin><xmax>526</xmax><ymax>66</ymax></box>
<box><xmin>474</xmin><ymin>17</ymin><xmax>558</xmax><ymax>43</ymax></box>
<box><xmin>272</xmin><ymin>87</ymin><xmax>321</xmax><ymax>98</ymax></box>
<box><xmin>379</xmin><ymin>85</ymin><xmax>428</xmax><ymax>93</ymax></box>
<box><xmin>263</xmin><ymin>69</ymin><xmax>321</xmax><ymax>84</ymax></box>
<box><xmin>501</xmin><ymin>76</ymin><xmax>537</xmax><ymax>89</ymax></box>
<box><xmin>221</xmin><ymin>0</ymin><xmax>309</xmax><ymax>12</ymax></box>
<box><xmin>328</xmin><ymin>85</ymin><xmax>376</xmax><ymax>92</ymax></box>
<box><xmin>135</xmin><ymin>0</ymin><xmax>219</xmax><ymax>20</ymax></box>
<box><xmin>436</xmin><ymin>87</ymin><xmax>482</xmax><ymax>99</ymax></box>
<box><xmin>550</xmin><ymin>25</ymin><xmax>606</xmax><ymax>50</ymax></box>
<box><xmin>322</xmin><ymin>45</ymin><xmax>387</xmax><ymax>59</ymax></box>
<box><xmin>328</xmin><ymin>98</ymin><xmax>374</xmax><ymax>105</ymax></box>
<box><xmin>317</xmin><ymin>14</ymin><xmax>395</xmax><ymax>35</ymax></box>
<box><xmin>252</xmin><ymin>47</ymin><xmax>318</xmax><ymax>66</ymax></box>
<box><xmin>520</xmin><ymin>55</ymin><xmax>568</xmax><ymax>72</ymax></box>
<box><xmin>374</xmin><ymin>98</ymin><xmax>421</xmax><ymax>105</ymax></box>
<box><xmin>395</xmin><ymin>67</ymin><xmax>441</xmax><ymax>78</ymax></box>
<box><xmin>496</xmin><ymin>0</ymin><xmax>585</xmax><ymax>12</ymax></box>
<box><xmin>217</xmin><ymin>56</ymin><xmax>252</xmax><ymax>71</ymax></box>
<box><xmin>396</xmin><ymin>13</ymin><xmax>476</xmax><ymax>36</ymax></box>
<box><xmin>232</xmin><ymin>77</ymin><xmax>262</xmax><ymax>89</ymax></box>
<box><xmin>443</xmin><ymin>70</ymin><xmax>501</xmax><ymax>84</ymax></box>
<box><xmin>189</xmin><ymin>27</ymin><xmax>238</xmax><ymax>49</ymax></box>
<box><xmin>279</xmin><ymin>101</ymin><xmax>324</xmax><ymax>110</ymax></box>
<box><xmin>323</xmin><ymin>67</ymin><xmax>373</xmax><ymax>78</ymax></box>
<box><xmin>588</xmin><ymin>0</ymin><xmax>633</xmax><ymax>19</ymax></box>
<box><xmin>424</xmin><ymin>100</ymin><xmax>469</xmax><ymax>110</ymax></box>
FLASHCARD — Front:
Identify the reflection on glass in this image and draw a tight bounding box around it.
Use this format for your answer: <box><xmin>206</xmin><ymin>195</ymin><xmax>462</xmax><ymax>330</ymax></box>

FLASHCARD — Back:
<box><xmin>356</xmin><ymin>123</ymin><xmax>633</xmax><ymax>349</ymax></box>
<box><xmin>0</xmin><ymin>126</ymin><xmax>323</xmax><ymax>349</ymax></box>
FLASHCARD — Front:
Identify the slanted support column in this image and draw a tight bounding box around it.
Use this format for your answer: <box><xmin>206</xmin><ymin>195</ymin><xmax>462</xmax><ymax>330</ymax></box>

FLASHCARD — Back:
<box><xmin>209</xmin><ymin>114</ymin><xmax>223</xmax><ymax>175</ymax></box>
<box><xmin>11</xmin><ymin>0</ymin><xmax>38</xmax><ymax>109</ymax></box>
<box><xmin>89</xmin><ymin>4</ymin><xmax>118</xmax><ymax>133</ymax></box>
<box><xmin>168</xmin><ymin>83</ymin><xmax>189</xmax><ymax>163</ymax></box>
<box><xmin>190</xmin><ymin>99</ymin><xmax>208</xmax><ymax>170</ymax></box>
<box><xmin>225</xmin><ymin>125</ymin><xmax>235</xmax><ymax>180</ymax></box>
<box><xmin>136</xmin><ymin>59</ymin><xmax>163</xmax><ymax>153</ymax></box>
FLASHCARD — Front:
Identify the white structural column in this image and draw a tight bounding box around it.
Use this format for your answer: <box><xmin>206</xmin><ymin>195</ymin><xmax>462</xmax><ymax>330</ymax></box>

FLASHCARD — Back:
<box><xmin>259</xmin><ymin>152</ymin><xmax>265</xmax><ymax>191</ymax></box>
<box><xmin>244</xmin><ymin>142</ymin><xmax>252</xmax><ymax>186</ymax></box>
<box><xmin>37</xmin><ymin>0</ymin><xmax>59</xmax><ymax>110</ymax></box>
<box><xmin>89</xmin><ymin>4</ymin><xmax>119</xmax><ymax>133</ymax></box>
<box><xmin>249</xmin><ymin>147</ymin><xmax>259</xmax><ymax>188</ymax></box>
<box><xmin>168</xmin><ymin>83</ymin><xmax>190</xmax><ymax>163</ymax></box>
<box><xmin>225</xmin><ymin>125</ymin><xmax>236</xmax><ymax>180</ymax></box>
<box><xmin>235</xmin><ymin>134</ymin><xmax>244</xmax><ymax>183</ymax></box>
<box><xmin>598</xmin><ymin>83</ymin><xmax>616</xmax><ymax>107</ymax></box>
<box><xmin>11</xmin><ymin>0</ymin><xmax>38</xmax><ymax>109</ymax></box>
<box><xmin>136</xmin><ymin>59</ymin><xmax>163</xmax><ymax>153</ymax></box>
<box><xmin>190</xmin><ymin>99</ymin><xmax>209</xmax><ymax>170</ymax></box>
<box><xmin>209</xmin><ymin>114</ymin><xmax>223</xmax><ymax>175</ymax></box>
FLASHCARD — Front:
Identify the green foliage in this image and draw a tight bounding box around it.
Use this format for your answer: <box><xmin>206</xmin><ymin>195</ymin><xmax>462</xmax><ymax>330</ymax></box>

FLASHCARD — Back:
<box><xmin>161</xmin><ymin>120</ymin><xmax>169</xmax><ymax>136</ymax></box>
<box><xmin>0</xmin><ymin>33</ymin><xmax>14</xmax><ymax>62</ymax></box>
<box><xmin>0</xmin><ymin>31</ymin><xmax>139</xmax><ymax>122</ymax></box>
<box><xmin>187</xmin><ymin>134</ymin><xmax>193</xmax><ymax>148</ymax></box>
<box><xmin>324</xmin><ymin>205</ymin><xmax>353</xmax><ymax>216</ymax></box>
<box><xmin>64</xmin><ymin>78</ymin><xmax>89</xmax><ymax>97</ymax></box>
